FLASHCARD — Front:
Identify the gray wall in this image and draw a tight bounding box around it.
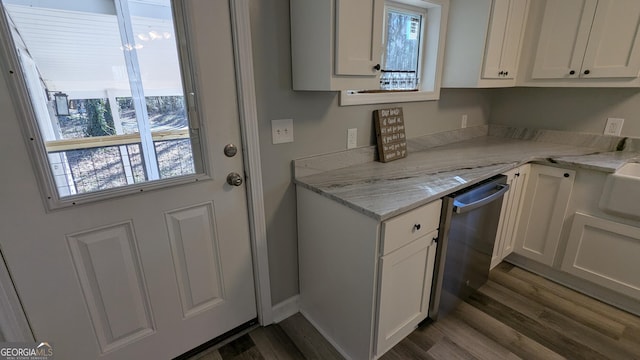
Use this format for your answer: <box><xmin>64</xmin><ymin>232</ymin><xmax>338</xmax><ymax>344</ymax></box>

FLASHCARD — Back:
<box><xmin>490</xmin><ymin>88</ymin><xmax>640</xmax><ymax>138</ymax></box>
<box><xmin>249</xmin><ymin>0</ymin><xmax>493</xmax><ymax>304</ymax></box>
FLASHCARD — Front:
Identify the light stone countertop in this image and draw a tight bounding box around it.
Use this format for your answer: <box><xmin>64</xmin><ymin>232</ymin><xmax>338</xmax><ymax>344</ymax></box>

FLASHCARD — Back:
<box><xmin>294</xmin><ymin>135</ymin><xmax>640</xmax><ymax>221</ymax></box>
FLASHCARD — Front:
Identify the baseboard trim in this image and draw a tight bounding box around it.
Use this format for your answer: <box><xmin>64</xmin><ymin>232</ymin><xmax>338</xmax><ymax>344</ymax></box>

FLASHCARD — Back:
<box><xmin>299</xmin><ymin>309</ymin><xmax>355</xmax><ymax>360</ymax></box>
<box><xmin>271</xmin><ymin>295</ymin><xmax>300</xmax><ymax>323</ymax></box>
<box><xmin>505</xmin><ymin>254</ymin><xmax>640</xmax><ymax>317</ymax></box>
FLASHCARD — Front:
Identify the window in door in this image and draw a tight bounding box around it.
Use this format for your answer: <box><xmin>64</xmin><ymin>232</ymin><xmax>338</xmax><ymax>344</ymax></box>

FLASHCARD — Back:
<box><xmin>0</xmin><ymin>0</ymin><xmax>204</xmax><ymax>207</ymax></box>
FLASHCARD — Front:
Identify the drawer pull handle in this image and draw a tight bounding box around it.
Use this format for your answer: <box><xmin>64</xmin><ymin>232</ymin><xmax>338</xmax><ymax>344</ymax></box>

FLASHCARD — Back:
<box><xmin>414</xmin><ymin>224</ymin><xmax>421</xmax><ymax>231</ymax></box>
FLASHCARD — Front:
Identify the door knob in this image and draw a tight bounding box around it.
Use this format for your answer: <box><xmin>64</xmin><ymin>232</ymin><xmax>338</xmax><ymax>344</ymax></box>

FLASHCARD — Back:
<box><xmin>226</xmin><ymin>172</ymin><xmax>243</xmax><ymax>186</ymax></box>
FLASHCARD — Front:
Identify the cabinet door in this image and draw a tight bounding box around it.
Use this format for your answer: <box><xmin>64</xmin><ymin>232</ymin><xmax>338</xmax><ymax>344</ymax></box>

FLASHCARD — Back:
<box><xmin>562</xmin><ymin>213</ymin><xmax>640</xmax><ymax>299</ymax></box>
<box><xmin>580</xmin><ymin>0</ymin><xmax>640</xmax><ymax>78</ymax></box>
<box><xmin>483</xmin><ymin>0</ymin><xmax>528</xmax><ymax>79</ymax></box>
<box><xmin>492</xmin><ymin>167</ymin><xmax>520</xmax><ymax>268</ymax></box>
<box><xmin>514</xmin><ymin>165</ymin><xmax>574</xmax><ymax>266</ymax></box>
<box><xmin>502</xmin><ymin>164</ymin><xmax>529</xmax><ymax>257</ymax></box>
<box><xmin>531</xmin><ymin>0</ymin><xmax>597</xmax><ymax>79</ymax></box>
<box><xmin>335</xmin><ymin>0</ymin><xmax>384</xmax><ymax>76</ymax></box>
<box><xmin>376</xmin><ymin>233</ymin><xmax>437</xmax><ymax>357</ymax></box>
<box><xmin>491</xmin><ymin>165</ymin><xmax>529</xmax><ymax>268</ymax></box>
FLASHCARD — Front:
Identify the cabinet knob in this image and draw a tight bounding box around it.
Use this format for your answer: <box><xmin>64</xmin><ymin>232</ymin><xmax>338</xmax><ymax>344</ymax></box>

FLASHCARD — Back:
<box><xmin>498</xmin><ymin>70</ymin><xmax>504</xmax><ymax>76</ymax></box>
<box><xmin>569</xmin><ymin>70</ymin><xmax>576</xmax><ymax>75</ymax></box>
<box><xmin>564</xmin><ymin>173</ymin><xmax>570</xmax><ymax>178</ymax></box>
<box><xmin>414</xmin><ymin>224</ymin><xmax>421</xmax><ymax>231</ymax></box>
<box><xmin>373</xmin><ymin>64</ymin><xmax>381</xmax><ymax>71</ymax></box>
<box><xmin>504</xmin><ymin>71</ymin><xmax>509</xmax><ymax>76</ymax></box>
<box><xmin>515</xmin><ymin>172</ymin><xmax>520</xmax><ymax>177</ymax></box>
<box><xmin>584</xmin><ymin>69</ymin><xmax>590</xmax><ymax>75</ymax></box>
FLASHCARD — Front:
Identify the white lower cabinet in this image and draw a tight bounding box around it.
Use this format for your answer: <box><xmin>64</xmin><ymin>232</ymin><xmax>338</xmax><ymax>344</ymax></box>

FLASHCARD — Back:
<box><xmin>562</xmin><ymin>213</ymin><xmax>640</xmax><ymax>299</ymax></box>
<box><xmin>376</xmin><ymin>233</ymin><xmax>437</xmax><ymax>355</ymax></box>
<box><xmin>505</xmin><ymin>166</ymin><xmax>640</xmax><ymax>316</ymax></box>
<box><xmin>491</xmin><ymin>164</ymin><xmax>529</xmax><ymax>268</ymax></box>
<box><xmin>296</xmin><ymin>186</ymin><xmax>441</xmax><ymax>360</ymax></box>
<box><xmin>514</xmin><ymin>164</ymin><xmax>575</xmax><ymax>266</ymax></box>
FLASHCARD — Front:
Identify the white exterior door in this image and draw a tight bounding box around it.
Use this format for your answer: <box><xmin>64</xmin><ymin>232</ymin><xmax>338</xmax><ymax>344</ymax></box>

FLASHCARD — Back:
<box><xmin>0</xmin><ymin>1</ymin><xmax>257</xmax><ymax>359</ymax></box>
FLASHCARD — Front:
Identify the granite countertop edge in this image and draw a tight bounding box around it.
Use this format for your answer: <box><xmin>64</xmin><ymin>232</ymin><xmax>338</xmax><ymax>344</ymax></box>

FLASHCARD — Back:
<box><xmin>294</xmin><ymin>136</ymin><xmax>640</xmax><ymax>222</ymax></box>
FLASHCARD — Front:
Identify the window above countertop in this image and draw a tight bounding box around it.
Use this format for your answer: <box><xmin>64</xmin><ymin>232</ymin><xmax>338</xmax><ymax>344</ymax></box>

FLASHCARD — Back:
<box><xmin>340</xmin><ymin>0</ymin><xmax>449</xmax><ymax>106</ymax></box>
<box><xmin>289</xmin><ymin>0</ymin><xmax>449</xmax><ymax>105</ymax></box>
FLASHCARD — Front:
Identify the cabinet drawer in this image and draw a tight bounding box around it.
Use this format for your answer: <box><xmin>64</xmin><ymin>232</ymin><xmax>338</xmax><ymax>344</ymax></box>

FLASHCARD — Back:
<box><xmin>381</xmin><ymin>200</ymin><xmax>442</xmax><ymax>255</ymax></box>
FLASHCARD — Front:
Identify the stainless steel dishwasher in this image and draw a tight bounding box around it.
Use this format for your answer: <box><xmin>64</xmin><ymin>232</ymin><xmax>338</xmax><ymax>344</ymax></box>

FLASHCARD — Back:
<box><xmin>429</xmin><ymin>174</ymin><xmax>509</xmax><ymax>320</ymax></box>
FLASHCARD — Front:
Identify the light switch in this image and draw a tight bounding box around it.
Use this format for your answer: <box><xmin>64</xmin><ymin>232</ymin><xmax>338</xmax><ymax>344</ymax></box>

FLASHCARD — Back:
<box><xmin>272</xmin><ymin>119</ymin><xmax>294</xmax><ymax>144</ymax></box>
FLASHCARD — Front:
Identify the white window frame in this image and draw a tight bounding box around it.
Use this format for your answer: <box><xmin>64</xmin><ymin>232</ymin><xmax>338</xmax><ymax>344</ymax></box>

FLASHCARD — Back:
<box><xmin>340</xmin><ymin>0</ymin><xmax>449</xmax><ymax>106</ymax></box>
<box><xmin>0</xmin><ymin>0</ymin><xmax>210</xmax><ymax>210</ymax></box>
<box><xmin>380</xmin><ymin>2</ymin><xmax>427</xmax><ymax>91</ymax></box>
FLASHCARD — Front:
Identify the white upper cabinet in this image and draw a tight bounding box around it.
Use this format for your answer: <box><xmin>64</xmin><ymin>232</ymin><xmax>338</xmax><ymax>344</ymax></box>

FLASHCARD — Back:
<box><xmin>583</xmin><ymin>0</ymin><xmax>640</xmax><ymax>78</ymax></box>
<box><xmin>334</xmin><ymin>0</ymin><xmax>384</xmax><ymax>76</ymax></box>
<box><xmin>443</xmin><ymin>0</ymin><xmax>529</xmax><ymax>87</ymax></box>
<box><xmin>531</xmin><ymin>0</ymin><xmax>640</xmax><ymax>80</ymax></box>
<box><xmin>290</xmin><ymin>0</ymin><xmax>383</xmax><ymax>90</ymax></box>
<box><xmin>483</xmin><ymin>0</ymin><xmax>529</xmax><ymax>80</ymax></box>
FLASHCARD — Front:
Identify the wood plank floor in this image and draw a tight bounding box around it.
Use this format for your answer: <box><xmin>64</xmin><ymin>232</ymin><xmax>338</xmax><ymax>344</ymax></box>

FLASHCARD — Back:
<box><xmin>187</xmin><ymin>263</ymin><xmax>640</xmax><ymax>360</ymax></box>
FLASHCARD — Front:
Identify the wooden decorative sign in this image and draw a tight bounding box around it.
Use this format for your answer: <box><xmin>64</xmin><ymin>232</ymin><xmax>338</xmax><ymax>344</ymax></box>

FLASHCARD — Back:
<box><xmin>373</xmin><ymin>107</ymin><xmax>407</xmax><ymax>163</ymax></box>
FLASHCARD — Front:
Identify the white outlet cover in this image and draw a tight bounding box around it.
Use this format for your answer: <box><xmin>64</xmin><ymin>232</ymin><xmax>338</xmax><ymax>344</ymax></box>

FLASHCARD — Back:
<box><xmin>604</xmin><ymin>118</ymin><xmax>624</xmax><ymax>136</ymax></box>
<box><xmin>347</xmin><ymin>128</ymin><xmax>357</xmax><ymax>149</ymax></box>
<box><xmin>272</xmin><ymin>118</ymin><xmax>294</xmax><ymax>144</ymax></box>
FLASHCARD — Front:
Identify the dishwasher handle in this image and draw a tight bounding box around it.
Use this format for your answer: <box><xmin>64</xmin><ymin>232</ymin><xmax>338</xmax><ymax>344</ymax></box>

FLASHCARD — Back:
<box><xmin>453</xmin><ymin>184</ymin><xmax>509</xmax><ymax>214</ymax></box>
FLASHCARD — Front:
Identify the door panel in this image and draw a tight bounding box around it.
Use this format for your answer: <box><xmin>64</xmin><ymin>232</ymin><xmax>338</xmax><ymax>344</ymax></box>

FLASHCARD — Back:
<box><xmin>0</xmin><ymin>1</ymin><xmax>256</xmax><ymax>359</ymax></box>
<box><xmin>67</xmin><ymin>222</ymin><xmax>155</xmax><ymax>353</ymax></box>
<box><xmin>562</xmin><ymin>213</ymin><xmax>640</xmax><ymax>298</ymax></box>
<box><xmin>165</xmin><ymin>202</ymin><xmax>225</xmax><ymax>318</ymax></box>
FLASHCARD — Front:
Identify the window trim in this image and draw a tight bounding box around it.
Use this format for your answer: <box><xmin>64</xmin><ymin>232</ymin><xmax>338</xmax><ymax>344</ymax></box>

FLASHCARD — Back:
<box><xmin>0</xmin><ymin>0</ymin><xmax>210</xmax><ymax>210</ymax></box>
<box><xmin>381</xmin><ymin>2</ymin><xmax>427</xmax><ymax>91</ymax></box>
<box><xmin>340</xmin><ymin>0</ymin><xmax>449</xmax><ymax>106</ymax></box>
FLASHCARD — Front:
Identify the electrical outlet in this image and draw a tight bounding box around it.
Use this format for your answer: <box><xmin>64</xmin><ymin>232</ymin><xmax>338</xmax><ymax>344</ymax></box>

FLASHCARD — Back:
<box><xmin>604</xmin><ymin>118</ymin><xmax>624</xmax><ymax>136</ymax></box>
<box><xmin>272</xmin><ymin>119</ymin><xmax>294</xmax><ymax>144</ymax></box>
<box><xmin>461</xmin><ymin>114</ymin><xmax>468</xmax><ymax>128</ymax></box>
<box><xmin>347</xmin><ymin>128</ymin><xmax>357</xmax><ymax>149</ymax></box>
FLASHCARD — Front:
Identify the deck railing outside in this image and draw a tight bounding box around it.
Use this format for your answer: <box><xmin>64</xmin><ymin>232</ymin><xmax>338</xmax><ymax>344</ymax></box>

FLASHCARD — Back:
<box><xmin>45</xmin><ymin>129</ymin><xmax>194</xmax><ymax>195</ymax></box>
